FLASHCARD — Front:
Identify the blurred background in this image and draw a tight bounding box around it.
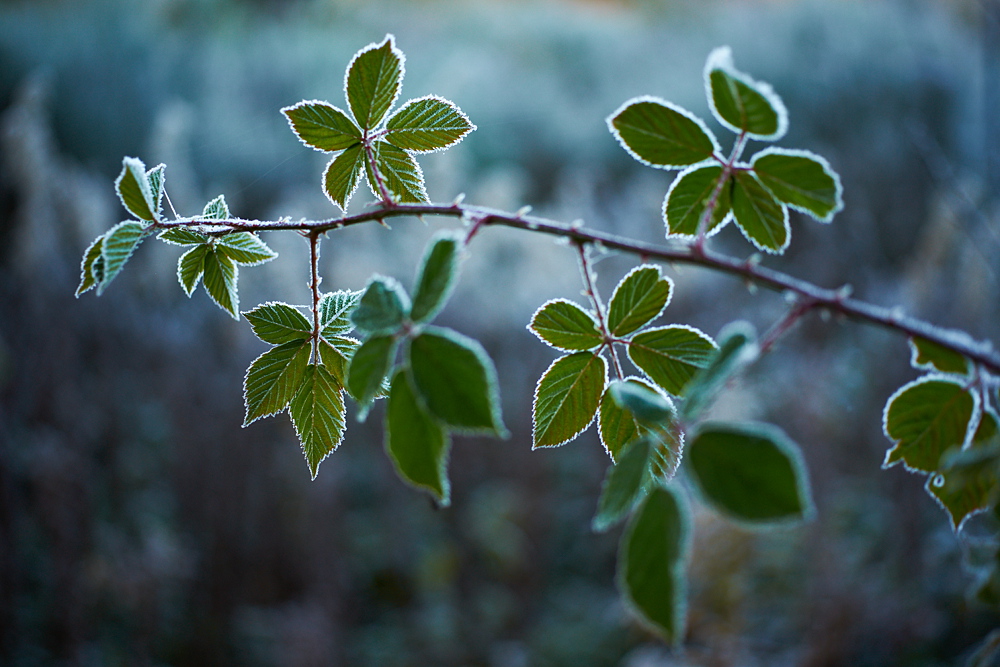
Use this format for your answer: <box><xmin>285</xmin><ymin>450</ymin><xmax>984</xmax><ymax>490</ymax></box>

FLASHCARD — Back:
<box><xmin>1</xmin><ymin>0</ymin><xmax>999</xmax><ymax>664</ymax></box>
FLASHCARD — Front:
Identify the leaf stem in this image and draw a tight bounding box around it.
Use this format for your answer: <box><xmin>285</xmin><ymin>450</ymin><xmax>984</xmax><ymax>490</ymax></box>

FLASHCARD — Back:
<box><xmin>575</xmin><ymin>242</ymin><xmax>624</xmax><ymax>380</ymax></box>
<box><xmin>362</xmin><ymin>134</ymin><xmax>393</xmax><ymax>203</ymax></box>
<box><xmin>309</xmin><ymin>231</ymin><xmax>322</xmax><ymax>363</ymax></box>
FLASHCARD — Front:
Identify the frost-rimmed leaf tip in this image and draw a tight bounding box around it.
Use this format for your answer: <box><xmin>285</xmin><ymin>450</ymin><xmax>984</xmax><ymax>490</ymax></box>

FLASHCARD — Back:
<box><xmin>607</xmin><ymin>96</ymin><xmax>720</xmax><ymax>170</ymax></box>
<box><xmin>704</xmin><ymin>46</ymin><xmax>788</xmax><ymax>141</ymax></box>
<box><xmin>345</xmin><ymin>34</ymin><xmax>405</xmax><ymax>132</ymax></box>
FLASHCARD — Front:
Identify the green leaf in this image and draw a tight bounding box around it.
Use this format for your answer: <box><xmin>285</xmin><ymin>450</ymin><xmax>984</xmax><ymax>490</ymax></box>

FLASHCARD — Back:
<box><xmin>177</xmin><ymin>244</ymin><xmax>209</xmax><ymax>296</ymax></box>
<box><xmin>318</xmin><ymin>335</ymin><xmax>360</xmax><ymax>386</ymax></box>
<box><xmin>290</xmin><ymin>364</ymin><xmax>347</xmax><ymax>479</ymax></box>
<box><xmin>681</xmin><ymin>321</ymin><xmax>758</xmax><ymax>421</ymax></box>
<box><xmin>319</xmin><ymin>290</ymin><xmax>363</xmax><ymax>337</ymax></box>
<box><xmin>215</xmin><ymin>232</ymin><xmax>277</xmax><ymax>266</ymax></box>
<box><xmin>346</xmin><ymin>34</ymin><xmax>404</xmax><ymax>130</ymax></box>
<box><xmin>528</xmin><ymin>299</ymin><xmax>603</xmax><ymax>351</ymax></box>
<box><xmin>731</xmin><ymin>171</ymin><xmax>789</xmax><ymax>254</ymax></box>
<box><xmin>608</xmin><ymin>97</ymin><xmax>718</xmax><ymax>169</ymax></box>
<box><xmin>883</xmin><ymin>377</ymin><xmax>979</xmax><ymax>473</ymax></box>
<box><xmin>323</xmin><ymin>143</ymin><xmax>365</xmax><ymax>210</ymax></box>
<box><xmin>411</xmin><ymin>231</ymin><xmax>462</xmax><ymax>324</ymax></box>
<box><xmin>351</xmin><ymin>276</ymin><xmax>409</xmax><ymax>335</ymax></box>
<box><xmin>607</xmin><ymin>265</ymin><xmax>674</xmax><ymax>337</ymax></box>
<box><xmin>202</xmin><ymin>194</ymin><xmax>230</xmax><ymax>220</ymax></box>
<box><xmin>609</xmin><ymin>380</ymin><xmax>675</xmax><ymax>425</ymax></box>
<box><xmin>366</xmin><ymin>141</ymin><xmax>428</xmax><ymax>203</ymax></box>
<box><xmin>751</xmin><ymin>149</ymin><xmax>843</xmax><ymax>222</ymax></box>
<box><xmin>407</xmin><ymin>326</ymin><xmax>507</xmax><ymax>436</ymax></box>
<box><xmin>76</xmin><ymin>234</ymin><xmax>104</xmax><ymax>297</ymax></box>
<box><xmin>146</xmin><ymin>163</ymin><xmax>165</xmax><ymax>219</ymax></box>
<box><xmin>244</xmin><ymin>302</ymin><xmax>312</xmax><ymax>345</ymax></box>
<box><xmin>281</xmin><ymin>101</ymin><xmax>362</xmax><ymax>152</ymax></box>
<box><xmin>386</xmin><ymin>369</ymin><xmax>452</xmax><ymax>506</ymax></box>
<box><xmin>158</xmin><ymin>228</ymin><xmax>209</xmax><ymax>246</ymax></box>
<box><xmin>704</xmin><ymin>46</ymin><xmax>787</xmax><ymax>141</ymax></box>
<box><xmin>115</xmin><ymin>156</ymin><xmax>157</xmax><ymax>222</ymax></box>
<box><xmin>203</xmin><ymin>249</ymin><xmax>240</xmax><ymax>319</ymax></box>
<box><xmin>598</xmin><ymin>377</ymin><xmax>649</xmax><ymax>461</ymax></box>
<box><xmin>385</xmin><ymin>95</ymin><xmax>475</xmax><ymax>152</ymax></box>
<box><xmin>533</xmin><ymin>351</ymin><xmax>607</xmax><ymax>448</ymax></box>
<box><xmin>908</xmin><ymin>336</ymin><xmax>970</xmax><ymax>375</ymax></box>
<box><xmin>687</xmin><ymin>422</ymin><xmax>813</xmax><ymax>524</ymax></box>
<box><xmin>664</xmin><ymin>164</ymin><xmax>733</xmax><ymax>238</ymax></box>
<box><xmin>593</xmin><ymin>437</ymin><xmax>653</xmax><ymax>533</ymax></box>
<box><xmin>243</xmin><ymin>340</ymin><xmax>311</xmax><ymax>425</ymax></box>
<box><xmin>98</xmin><ymin>221</ymin><xmax>148</xmax><ymax>295</ymax></box>
<box><xmin>347</xmin><ymin>334</ymin><xmax>398</xmax><ymax>412</ymax></box>
<box><xmin>928</xmin><ymin>410</ymin><xmax>1000</xmax><ymax>530</ymax></box>
<box><xmin>617</xmin><ymin>485</ymin><xmax>690</xmax><ymax>646</ymax></box>
<box><xmin>627</xmin><ymin>325</ymin><xmax>717</xmax><ymax>396</ymax></box>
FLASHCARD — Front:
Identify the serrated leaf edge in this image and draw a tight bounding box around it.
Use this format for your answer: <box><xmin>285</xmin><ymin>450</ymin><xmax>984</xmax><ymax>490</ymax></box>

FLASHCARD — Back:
<box><xmin>750</xmin><ymin>147</ymin><xmax>844</xmax><ymax>223</ymax></box>
<box><xmin>532</xmin><ymin>352</ymin><xmax>608</xmax><ymax>449</ymax></box>
<box><xmin>731</xmin><ymin>168</ymin><xmax>790</xmax><ymax>255</ymax></box>
<box><xmin>597</xmin><ymin>376</ymin><xmax>670</xmax><ymax>461</ymax></box>
<box><xmin>526</xmin><ymin>298</ymin><xmax>603</xmax><ymax>351</ymax></box>
<box><xmin>280</xmin><ymin>99</ymin><xmax>362</xmax><ymax>153</ymax></box>
<box><xmin>606</xmin><ymin>95</ymin><xmax>722</xmax><ymax>170</ymax></box>
<box><xmin>607</xmin><ymin>264</ymin><xmax>675</xmax><ymax>337</ymax></box>
<box><xmin>344</xmin><ymin>34</ymin><xmax>406</xmax><ymax>130</ymax></box>
<box><xmin>704</xmin><ymin>46</ymin><xmax>789</xmax><ymax>141</ymax></box>
<box><xmin>384</xmin><ymin>94</ymin><xmax>477</xmax><ymax>154</ymax></box>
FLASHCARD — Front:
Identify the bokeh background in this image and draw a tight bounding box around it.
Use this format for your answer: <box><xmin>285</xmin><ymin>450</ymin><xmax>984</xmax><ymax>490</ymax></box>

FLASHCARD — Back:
<box><xmin>2</xmin><ymin>0</ymin><xmax>999</xmax><ymax>664</ymax></box>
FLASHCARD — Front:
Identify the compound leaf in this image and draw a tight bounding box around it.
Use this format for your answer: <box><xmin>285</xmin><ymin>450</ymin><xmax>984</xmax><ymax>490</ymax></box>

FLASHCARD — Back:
<box><xmin>618</xmin><ymin>485</ymin><xmax>690</xmax><ymax>646</ymax></box>
<box><xmin>177</xmin><ymin>244</ymin><xmax>209</xmax><ymax>296</ymax></box>
<box><xmin>664</xmin><ymin>163</ymin><xmax>733</xmax><ymax>238</ymax></box>
<box><xmin>751</xmin><ymin>148</ymin><xmax>843</xmax><ymax>222</ymax></box>
<box><xmin>282</xmin><ymin>100</ymin><xmax>362</xmax><ymax>152</ymax></box>
<box><xmin>203</xmin><ymin>249</ymin><xmax>240</xmax><ymax>318</ymax></box>
<box><xmin>115</xmin><ymin>156</ymin><xmax>157</xmax><ymax>222</ymax></box>
<box><xmin>216</xmin><ymin>232</ymin><xmax>277</xmax><ymax>266</ymax></box>
<box><xmin>290</xmin><ymin>364</ymin><xmax>347</xmax><ymax>479</ymax></box>
<box><xmin>528</xmin><ymin>299</ymin><xmax>603</xmax><ymax>351</ymax></box>
<box><xmin>731</xmin><ymin>170</ymin><xmax>789</xmax><ymax>254</ymax></box>
<box><xmin>704</xmin><ymin>46</ymin><xmax>787</xmax><ymax>141</ymax></box>
<box><xmin>385</xmin><ymin>95</ymin><xmax>475</xmax><ymax>153</ymax></box>
<box><xmin>687</xmin><ymin>422</ymin><xmax>813</xmax><ymax>524</ymax></box>
<box><xmin>607</xmin><ymin>265</ymin><xmax>673</xmax><ymax>337</ymax></box>
<box><xmin>244</xmin><ymin>302</ymin><xmax>312</xmax><ymax>345</ymax></box>
<box><xmin>319</xmin><ymin>290</ymin><xmax>363</xmax><ymax>337</ymax></box>
<box><xmin>386</xmin><ymin>369</ymin><xmax>451</xmax><ymax>506</ymax></box>
<box><xmin>884</xmin><ymin>377</ymin><xmax>979</xmax><ymax>473</ymax></box>
<box><xmin>367</xmin><ymin>141</ymin><xmax>428</xmax><ymax>203</ymax></box>
<box><xmin>347</xmin><ymin>334</ymin><xmax>398</xmax><ymax>412</ymax></box>
<box><xmin>407</xmin><ymin>327</ymin><xmax>507</xmax><ymax>436</ymax></box>
<box><xmin>909</xmin><ymin>336</ymin><xmax>970</xmax><ymax>375</ymax></box>
<box><xmin>76</xmin><ymin>234</ymin><xmax>105</xmax><ymax>297</ymax></box>
<box><xmin>593</xmin><ymin>437</ymin><xmax>653</xmax><ymax>533</ymax></box>
<box><xmin>346</xmin><ymin>34</ymin><xmax>404</xmax><ymax>130</ymax></box>
<box><xmin>159</xmin><ymin>228</ymin><xmax>209</xmax><ymax>246</ymax></box>
<box><xmin>351</xmin><ymin>276</ymin><xmax>409</xmax><ymax>336</ymax></box>
<box><xmin>244</xmin><ymin>340</ymin><xmax>311</xmax><ymax>425</ymax></box>
<box><xmin>608</xmin><ymin>97</ymin><xmax>718</xmax><ymax>169</ymax></box>
<box><xmin>323</xmin><ymin>143</ymin><xmax>365</xmax><ymax>210</ymax></box>
<box><xmin>627</xmin><ymin>325</ymin><xmax>717</xmax><ymax>396</ymax></box>
<box><xmin>98</xmin><ymin>221</ymin><xmax>148</xmax><ymax>295</ymax></box>
<box><xmin>411</xmin><ymin>231</ymin><xmax>462</xmax><ymax>324</ymax></box>
<box><xmin>928</xmin><ymin>410</ymin><xmax>1000</xmax><ymax>531</ymax></box>
<box><xmin>533</xmin><ymin>351</ymin><xmax>607</xmax><ymax>448</ymax></box>
<box><xmin>681</xmin><ymin>321</ymin><xmax>758</xmax><ymax>421</ymax></box>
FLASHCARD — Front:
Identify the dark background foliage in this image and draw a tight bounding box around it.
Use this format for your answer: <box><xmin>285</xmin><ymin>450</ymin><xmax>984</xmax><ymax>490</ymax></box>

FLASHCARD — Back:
<box><xmin>1</xmin><ymin>0</ymin><xmax>999</xmax><ymax>664</ymax></box>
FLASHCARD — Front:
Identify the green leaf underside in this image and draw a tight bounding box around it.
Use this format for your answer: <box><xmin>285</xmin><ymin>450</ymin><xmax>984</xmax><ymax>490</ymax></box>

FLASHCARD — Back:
<box><xmin>529</xmin><ymin>299</ymin><xmax>602</xmax><ymax>351</ymax></box>
<box><xmin>76</xmin><ymin>235</ymin><xmax>104</xmax><ymax>296</ymax></box>
<box><xmin>159</xmin><ymin>228</ymin><xmax>208</xmax><ymax>245</ymax></box>
<box><xmin>352</xmin><ymin>277</ymin><xmax>409</xmax><ymax>335</ymax></box>
<box><xmin>244</xmin><ymin>341</ymin><xmax>311</xmax><ymax>425</ymax></box>
<box><xmin>245</xmin><ymin>302</ymin><xmax>312</xmax><ymax>345</ymax></box>
<box><xmin>318</xmin><ymin>336</ymin><xmax>359</xmax><ymax>386</ymax></box>
<box><xmin>386</xmin><ymin>369</ymin><xmax>451</xmax><ymax>505</ymax></box>
<box><xmin>929</xmin><ymin>411</ymin><xmax>1000</xmax><ymax>530</ymax></box>
<box><xmin>203</xmin><ymin>249</ymin><xmax>240</xmax><ymax>318</ymax></box>
<box><xmin>752</xmin><ymin>150</ymin><xmax>842</xmax><ymax>221</ymax></box>
<box><xmin>290</xmin><ymin>364</ymin><xmax>347</xmax><ymax>479</ymax></box>
<box><xmin>324</xmin><ymin>143</ymin><xmax>365</xmax><ymax>209</ymax></box>
<box><xmin>909</xmin><ymin>337</ymin><xmax>969</xmax><ymax>375</ymax></box>
<box><xmin>627</xmin><ymin>326</ymin><xmax>716</xmax><ymax>396</ymax></box>
<box><xmin>708</xmin><ymin>68</ymin><xmax>782</xmax><ymax>138</ymax></box>
<box><xmin>368</xmin><ymin>142</ymin><xmax>428</xmax><ymax>203</ymax></box>
<box><xmin>283</xmin><ymin>101</ymin><xmax>361</xmax><ymax>152</ymax></box>
<box><xmin>347</xmin><ymin>334</ymin><xmax>398</xmax><ymax>408</ymax></box>
<box><xmin>216</xmin><ymin>232</ymin><xmax>277</xmax><ymax>266</ymax></box>
<box><xmin>618</xmin><ymin>485</ymin><xmax>689</xmax><ymax>645</ymax></box>
<box><xmin>147</xmin><ymin>164</ymin><xmax>165</xmax><ymax>218</ymax></box>
<box><xmin>610</xmin><ymin>380</ymin><xmax>674</xmax><ymax>425</ymax></box>
<box><xmin>688</xmin><ymin>423</ymin><xmax>812</xmax><ymax>523</ymax></box>
<box><xmin>203</xmin><ymin>194</ymin><xmax>230</xmax><ymax>220</ymax></box>
<box><xmin>385</xmin><ymin>96</ymin><xmax>474</xmax><ymax>152</ymax></box>
<box><xmin>319</xmin><ymin>290</ymin><xmax>363</xmax><ymax>337</ymax></box>
<box><xmin>178</xmin><ymin>244</ymin><xmax>209</xmax><ymax>296</ymax></box>
<box><xmin>665</xmin><ymin>165</ymin><xmax>732</xmax><ymax>237</ymax></box>
<box><xmin>884</xmin><ymin>378</ymin><xmax>977</xmax><ymax>473</ymax></box>
<box><xmin>732</xmin><ymin>171</ymin><xmax>788</xmax><ymax>253</ymax></box>
<box><xmin>347</xmin><ymin>35</ymin><xmax>403</xmax><ymax>130</ymax></box>
<box><xmin>593</xmin><ymin>438</ymin><xmax>652</xmax><ymax>532</ymax></box>
<box><xmin>681</xmin><ymin>321</ymin><xmax>757</xmax><ymax>421</ymax></box>
<box><xmin>533</xmin><ymin>352</ymin><xmax>607</xmax><ymax>448</ymax></box>
<box><xmin>116</xmin><ymin>157</ymin><xmax>156</xmax><ymax>222</ymax></box>
<box><xmin>607</xmin><ymin>265</ymin><xmax>673</xmax><ymax>337</ymax></box>
<box><xmin>411</xmin><ymin>232</ymin><xmax>460</xmax><ymax>324</ymax></box>
<box><xmin>610</xmin><ymin>99</ymin><xmax>717</xmax><ymax>168</ymax></box>
<box><xmin>599</xmin><ymin>378</ymin><xmax>648</xmax><ymax>461</ymax></box>
<box><xmin>99</xmin><ymin>221</ymin><xmax>147</xmax><ymax>294</ymax></box>
<box><xmin>408</xmin><ymin>327</ymin><xmax>505</xmax><ymax>435</ymax></box>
